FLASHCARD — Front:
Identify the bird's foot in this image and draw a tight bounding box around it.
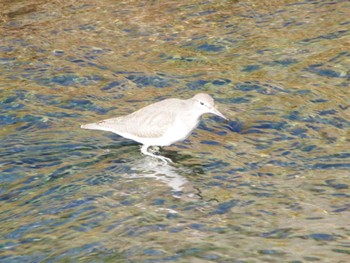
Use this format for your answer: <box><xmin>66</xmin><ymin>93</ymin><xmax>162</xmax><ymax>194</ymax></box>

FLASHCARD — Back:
<box><xmin>157</xmin><ymin>155</ymin><xmax>173</xmax><ymax>164</ymax></box>
<box><xmin>141</xmin><ymin>145</ymin><xmax>173</xmax><ymax>164</ymax></box>
<box><xmin>149</xmin><ymin>146</ymin><xmax>160</xmax><ymax>154</ymax></box>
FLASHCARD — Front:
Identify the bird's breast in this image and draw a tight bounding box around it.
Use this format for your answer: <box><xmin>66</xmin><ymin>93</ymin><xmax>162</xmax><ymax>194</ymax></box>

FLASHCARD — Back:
<box><xmin>160</xmin><ymin>115</ymin><xmax>200</xmax><ymax>146</ymax></box>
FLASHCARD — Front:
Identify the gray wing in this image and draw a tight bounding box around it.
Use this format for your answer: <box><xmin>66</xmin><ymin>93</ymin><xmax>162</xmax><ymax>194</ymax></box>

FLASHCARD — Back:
<box><xmin>96</xmin><ymin>100</ymin><xmax>182</xmax><ymax>138</ymax></box>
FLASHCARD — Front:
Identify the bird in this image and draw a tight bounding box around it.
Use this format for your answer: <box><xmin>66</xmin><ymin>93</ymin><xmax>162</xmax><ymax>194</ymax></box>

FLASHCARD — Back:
<box><xmin>81</xmin><ymin>93</ymin><xmax>227</xmax><ymax>163</ymax></box>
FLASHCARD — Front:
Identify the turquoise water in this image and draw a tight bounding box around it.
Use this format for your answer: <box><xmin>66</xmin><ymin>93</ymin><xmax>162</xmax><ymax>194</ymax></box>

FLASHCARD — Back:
<box><xmin>1</xmin><ymin>0</ymin><xmax>350</xmax><ymax>262</ymax></box>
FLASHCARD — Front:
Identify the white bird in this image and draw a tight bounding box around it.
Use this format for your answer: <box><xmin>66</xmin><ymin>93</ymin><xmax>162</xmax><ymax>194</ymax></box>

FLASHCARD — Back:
<box><xmin>81</xmin><ymin>93</ymin><xmax>227</xmax><ymax>163</ymax></box>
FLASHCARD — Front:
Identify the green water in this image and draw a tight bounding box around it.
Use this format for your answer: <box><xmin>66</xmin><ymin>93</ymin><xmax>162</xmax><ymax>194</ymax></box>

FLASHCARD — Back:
<box><xmin>1</xmin><ymin>0</ymin><xmax>350</xmax><ymax>262</ymax></box>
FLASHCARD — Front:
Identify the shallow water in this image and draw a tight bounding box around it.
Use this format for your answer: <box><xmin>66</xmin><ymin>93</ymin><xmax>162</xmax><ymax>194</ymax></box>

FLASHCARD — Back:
<box><xmin>1</xmin><ymin>0</ymin><xmax>350</xmax><ymax>262</ymax></box>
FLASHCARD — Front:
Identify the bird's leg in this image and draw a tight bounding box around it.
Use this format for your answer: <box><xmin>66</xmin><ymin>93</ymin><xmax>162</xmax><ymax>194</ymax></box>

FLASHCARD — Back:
<box><xmin>141</xmin><ymin>145</ymin><xmax>173</xmax><ymax>164</ymax></box>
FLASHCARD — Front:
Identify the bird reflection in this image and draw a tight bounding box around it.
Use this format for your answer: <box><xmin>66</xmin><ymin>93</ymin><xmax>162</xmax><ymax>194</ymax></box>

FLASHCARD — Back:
<box><xmin>129</xmin><ymin>157</ymin><xmax>189</xmax><ymax>196</ymax></box>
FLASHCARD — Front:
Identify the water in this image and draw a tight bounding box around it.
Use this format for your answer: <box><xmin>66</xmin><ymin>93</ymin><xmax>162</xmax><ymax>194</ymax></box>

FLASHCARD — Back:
<box><xmin>1</xmin><ymin>0</ymin><xmax>350</xmax><ymax>262</ymax></box>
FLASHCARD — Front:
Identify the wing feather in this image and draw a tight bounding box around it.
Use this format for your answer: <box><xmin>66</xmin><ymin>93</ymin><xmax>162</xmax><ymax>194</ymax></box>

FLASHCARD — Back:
<box><xmin>88</xmin><ymin>99</ymin><xmax>184</xmax><ymax>139</ymax></box>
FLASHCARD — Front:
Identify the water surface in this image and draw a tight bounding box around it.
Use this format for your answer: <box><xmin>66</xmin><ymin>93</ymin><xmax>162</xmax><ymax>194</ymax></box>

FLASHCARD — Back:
<box><xmin>1</xmin><ymin>0</ymin><xmax>350</xmax><ymax>262</ymax></box>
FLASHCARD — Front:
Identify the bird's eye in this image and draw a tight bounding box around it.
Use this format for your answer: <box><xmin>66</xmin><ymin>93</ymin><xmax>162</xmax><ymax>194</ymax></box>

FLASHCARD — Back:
<box><xmin>200</xmin><ymin>101</ymin><xmax>204</xmax><ymax>106</ymax></box>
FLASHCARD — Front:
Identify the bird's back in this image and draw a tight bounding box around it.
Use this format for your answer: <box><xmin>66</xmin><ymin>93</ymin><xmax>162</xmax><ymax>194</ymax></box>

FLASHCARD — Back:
<box><xmin>82</xmin><ymin>98</ymin><xmax>188</xmax><ymax>142</ymax></box>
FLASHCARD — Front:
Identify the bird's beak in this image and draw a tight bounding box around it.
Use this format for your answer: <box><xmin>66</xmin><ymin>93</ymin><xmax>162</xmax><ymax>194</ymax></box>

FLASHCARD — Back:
<box><xmin>211</xmin><ymin>107</ymin><xmax>228</xmax><ymax>120</ymax></box>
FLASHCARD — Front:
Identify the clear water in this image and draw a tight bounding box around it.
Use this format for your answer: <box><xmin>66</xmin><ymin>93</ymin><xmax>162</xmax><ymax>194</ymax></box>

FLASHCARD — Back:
<box><xmin>1</xmin><ymin>0</ymin><xmax>350</xmax><ymax>262</ymax></box>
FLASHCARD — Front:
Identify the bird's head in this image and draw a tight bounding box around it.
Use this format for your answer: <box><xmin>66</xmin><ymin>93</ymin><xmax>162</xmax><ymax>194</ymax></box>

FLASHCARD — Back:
<box><xmin>191</xmin><ymin>93</ymin><xmax>227</xmax><ymax>120</ymax></box>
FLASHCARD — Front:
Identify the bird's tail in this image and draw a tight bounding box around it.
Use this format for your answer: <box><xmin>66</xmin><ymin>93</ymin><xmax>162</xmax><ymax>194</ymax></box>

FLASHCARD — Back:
<box><xmin>81</xmin><ymin>122</ymin><xmax>116</xmax><ymax>133</ymax></box>
<box><xmin>81</xmin><ymin>122</ymin><xmax>103</xmax><ymax>130</ymax></box>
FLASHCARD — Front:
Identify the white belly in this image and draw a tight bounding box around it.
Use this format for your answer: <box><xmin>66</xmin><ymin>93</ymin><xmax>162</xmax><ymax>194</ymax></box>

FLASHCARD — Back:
<box><xmin>158</xmin><ymin>116</ymin><xmax>199</xmax><ymax>146</ymax></box>
<box><xmin>116</xmin><ymin>115</ymin><xmax>199</xmax><ymax>147</ymax></box>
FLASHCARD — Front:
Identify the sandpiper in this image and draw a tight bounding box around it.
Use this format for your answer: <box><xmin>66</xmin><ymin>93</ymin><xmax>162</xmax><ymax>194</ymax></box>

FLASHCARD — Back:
<box><xmin>81</xmin><ymin>93</ymin><xmax>227</xmax><ymax>162</ymax></box>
